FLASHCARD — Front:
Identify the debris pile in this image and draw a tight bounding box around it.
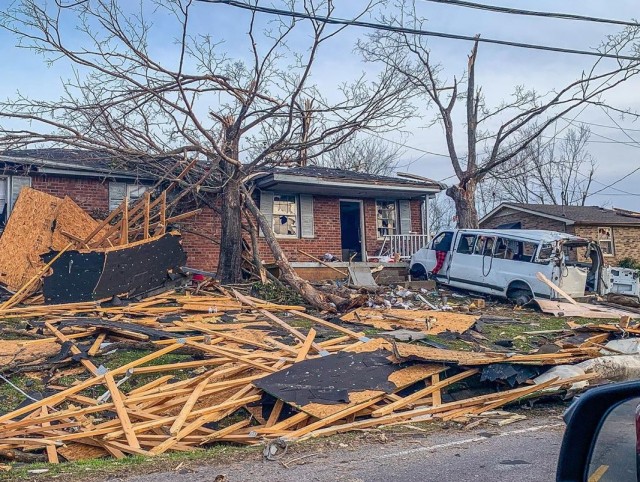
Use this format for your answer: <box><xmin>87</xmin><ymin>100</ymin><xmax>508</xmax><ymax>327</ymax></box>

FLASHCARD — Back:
<box><xmin>0</xmin><ymin>286</ymin><xmax>603</xmax><ymax>464</ymax></box>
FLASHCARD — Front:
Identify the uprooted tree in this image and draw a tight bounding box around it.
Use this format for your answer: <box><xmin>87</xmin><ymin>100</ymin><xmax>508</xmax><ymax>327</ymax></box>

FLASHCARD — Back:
<box><xmin>0</xmin><ymin>0</ymin><xmax>413</xmax><ymax>310</ymax></box>
<box><xmin>359</xmin><ymin>3</ymin><xmax>640</xmax><ymax>227</ymax></box>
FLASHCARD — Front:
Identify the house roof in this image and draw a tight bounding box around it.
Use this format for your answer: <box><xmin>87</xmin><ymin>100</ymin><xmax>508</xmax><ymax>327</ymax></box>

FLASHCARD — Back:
<box><xmin>255</xmin><ymin>165</ymin><xmax>445</xmax><ymax>199</ymax></box>
<box><xmin>480</xmin><ymin>202</ymin><xmax>640</xmax><ymax>226</ymax></box>
<box><xmin>0</xmin><ymin>149</ymin><xmax>155</xmax><ymax>181</ymax></box>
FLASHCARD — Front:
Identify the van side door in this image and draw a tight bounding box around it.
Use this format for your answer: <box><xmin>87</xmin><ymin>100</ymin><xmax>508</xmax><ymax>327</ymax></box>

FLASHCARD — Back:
<box><xmin>448</xmin><ymin>234</ymin><xmax>494</xmax><ymax>295</ymax></box>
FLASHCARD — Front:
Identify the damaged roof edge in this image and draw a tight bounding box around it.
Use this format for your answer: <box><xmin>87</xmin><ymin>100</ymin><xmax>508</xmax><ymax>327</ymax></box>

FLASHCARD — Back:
<box><xmin>479</xmin><ymin>203</ymin><xmax>576</xmax><ymax>226</ymax></box>
<box><xmin>0</xmin><ymin>155</ymin><xmax>155</xmax><ymax>181</ymax></box>
<box><xmin>257</xmin><ymin>172</ymin><xmax>444</xmax><ymax>196</ymax></box>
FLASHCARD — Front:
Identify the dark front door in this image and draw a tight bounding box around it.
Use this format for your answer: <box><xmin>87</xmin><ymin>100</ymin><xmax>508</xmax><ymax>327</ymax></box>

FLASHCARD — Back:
<box><xmin>340</xmin><ymin>201</ymin><xmax>363</xmax><ymax>261</ymax></box>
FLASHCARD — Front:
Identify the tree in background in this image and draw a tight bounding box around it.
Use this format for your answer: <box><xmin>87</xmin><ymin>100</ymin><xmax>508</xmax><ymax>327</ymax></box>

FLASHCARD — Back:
<box><xmin>359</xmin><ymin>2</ymin><xmax>640</xmax><ymax>227</ymax></box>
<box><xmin>480</xmin><ymin>125</ymin><xmax>596</xmax><ymax>213</ymax></box>
<box><xmin>315</xmin><ymin>135</ymin><xmax>401</xmax><ymax>176</ymax></box>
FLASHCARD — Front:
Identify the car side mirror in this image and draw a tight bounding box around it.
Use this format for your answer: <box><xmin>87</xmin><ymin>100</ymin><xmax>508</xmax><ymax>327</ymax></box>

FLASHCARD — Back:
<box><xmin>557</xmin><ymin>381</ymin><xmax>640</xmax><ymax>481</ymax></box>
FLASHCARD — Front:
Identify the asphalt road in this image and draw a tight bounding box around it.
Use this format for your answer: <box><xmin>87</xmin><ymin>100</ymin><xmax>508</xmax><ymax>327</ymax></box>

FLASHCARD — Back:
<box><xmin>115</xmin><ymin>418</ymin><xmax>567</xmax><ymax>482</ymax></box>
<box><xmin>588</xmin><ymin>398</ymin><xmax>640</xmax><ymax>481</ymax></box>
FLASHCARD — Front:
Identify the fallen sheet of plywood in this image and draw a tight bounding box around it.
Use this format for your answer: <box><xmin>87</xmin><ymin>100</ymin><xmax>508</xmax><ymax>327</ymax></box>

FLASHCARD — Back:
<box><xmin>536</xmin><ymin>299</ymin><xmax>640</xmax><ymax>319</ymax></box>
<box><xmin>341</xmin><ymin>308</ymin><xmax>478</xmax><ymax>334</ymax></box>
<box><xmin>0</xmin><ymin>188</ymin><xmax>102</xmax><ymax>292</ymax></box>
<box><xmin>392</xmin><ymin>341</ymin><xmax>600</xmax><ymax>366</ymax></box>
<box><xmin>348</xmin><ymin>266</ymin><xmax>378</xmax><ymax>288</ymax></box>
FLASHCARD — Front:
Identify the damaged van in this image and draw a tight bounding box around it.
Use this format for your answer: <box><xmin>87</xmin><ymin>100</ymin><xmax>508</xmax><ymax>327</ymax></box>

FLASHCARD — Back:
<box><xmin>409</xmin><ymin>229</ymin><xmax>605</xmax><ymax>305</ymax></box>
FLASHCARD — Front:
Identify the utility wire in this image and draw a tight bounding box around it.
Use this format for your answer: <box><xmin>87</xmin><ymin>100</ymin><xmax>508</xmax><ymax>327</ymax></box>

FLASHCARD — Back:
<box><xmin>417</xmin><ymin>0</ymin><xmax>639</xmax><ymax>28</ymax></box>
<box><xmin>198</xmin><ymin>0</ymin><xmax>640</xmax><ymax>61</ymax></box>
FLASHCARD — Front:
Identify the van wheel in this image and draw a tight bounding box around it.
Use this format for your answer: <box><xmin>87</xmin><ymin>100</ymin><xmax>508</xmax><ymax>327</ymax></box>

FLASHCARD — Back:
<box><xmin>508</xmin><ymin>288</ymin><xmax>533</xmax><ymax>307</ymax></box>
<box><xmin>410</xmin><ymin>264</ymin><xmax>427</xmax><ymax>280</ymax></box>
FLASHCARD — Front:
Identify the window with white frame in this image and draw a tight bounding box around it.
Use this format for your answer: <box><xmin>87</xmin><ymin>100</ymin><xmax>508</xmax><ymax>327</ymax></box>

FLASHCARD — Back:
<box><xmin>272</xmin><ymin>194</ymin><xmax>298</xmax><ymax>237</ymax></box>
<box><xmin>376</xmin><ymin>200</ymin><xmax>397</xmax><ymax>238</ymax></box>
<box><xmin>597</xmin><ymin>227</ymin><xmax>615</xmax><ymax>256</ymax></box>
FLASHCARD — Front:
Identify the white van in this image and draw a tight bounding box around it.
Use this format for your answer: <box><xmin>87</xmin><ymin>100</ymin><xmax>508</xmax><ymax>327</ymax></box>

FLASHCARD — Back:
<box><xmin>409</xmin><ymin>229</ymin><xmax>605</xmax><ymax>304</ymax></box>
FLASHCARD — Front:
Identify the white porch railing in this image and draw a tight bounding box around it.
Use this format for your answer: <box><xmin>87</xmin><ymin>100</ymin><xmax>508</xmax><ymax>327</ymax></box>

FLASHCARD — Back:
<box><xmin>377</xmin><ymin>234</ymin><xmax>430</xmax><ymax>260</ymax></box>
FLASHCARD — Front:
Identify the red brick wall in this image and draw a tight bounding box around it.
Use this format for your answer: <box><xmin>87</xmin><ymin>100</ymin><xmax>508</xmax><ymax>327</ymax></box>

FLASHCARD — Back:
<box><xmin>178</xmin><ymin>207</ymin><xmax>221</xmax><ymax>271</ymax></box>
<box><xmin>31</xmin><ymin>175</ymin><xmax>110</xmax><ymax>219</ymax></box>
<box><xmin>573</xmin><ymin>225</ymin><xmax>640</xmax><ymax>266</ymax></box>
<box><xmin>175</xmin><ymin>195</ymin><xmax>425</xmax><ymax>270</ymax></box>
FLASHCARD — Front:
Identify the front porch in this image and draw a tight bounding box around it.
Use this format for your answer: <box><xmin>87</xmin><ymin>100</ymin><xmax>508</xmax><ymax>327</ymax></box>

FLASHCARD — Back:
<box><xmin>266</xmin><ymin>261</ymin><xmax>410</xmax><ymax>284</ymax></box>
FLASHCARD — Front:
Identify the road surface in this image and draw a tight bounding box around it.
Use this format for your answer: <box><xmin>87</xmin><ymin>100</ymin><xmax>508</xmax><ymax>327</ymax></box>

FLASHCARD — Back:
<box><xmin>115</xmin><ymin>418</ymin><xmax>567</xmax><ymax>482</ymax></box>
<box><xmin>110</xmin><ymin>400</ymin><xmax>640</xmax><ymax>482</ymax></box>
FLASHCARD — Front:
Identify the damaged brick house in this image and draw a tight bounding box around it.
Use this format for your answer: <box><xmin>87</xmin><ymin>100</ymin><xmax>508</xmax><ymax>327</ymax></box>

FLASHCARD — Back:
<box><xmin>480</xmin><ymin>203</ymin><xmax>640</xmax><ymax>265</ymax></box>
<box><xmin>0</xmin><ymin>150</ymin><xmax>444</xmax><ymax>273</ymax></box>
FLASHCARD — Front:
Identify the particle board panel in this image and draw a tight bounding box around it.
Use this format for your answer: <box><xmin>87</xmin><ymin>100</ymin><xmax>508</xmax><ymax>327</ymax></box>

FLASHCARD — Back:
<box><xmin>536</xmin><ymin>299</ymin><xmax>639</xmax><ymax>319</ymax></box>
<box><xmin>0</xmin><ymin>189</ymin><xmax>101</xmax><ymax>292</ymax></box>
<box><xmin>341</xmin><ymin>308</ymin><xmax>478</xmax><ymax>335</ymax></box>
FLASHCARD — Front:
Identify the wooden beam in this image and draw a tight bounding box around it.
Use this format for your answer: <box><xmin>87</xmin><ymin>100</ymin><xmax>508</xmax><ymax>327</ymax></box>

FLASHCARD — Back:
<box><xmin>536</xmin><ymin>272</ymin><xmax>578</xmax><ymax>305</ymax></box>
<box><xmin>143</xmin><ymin>191</ymin><xmax>151</xmax><ymax>239</ymax></box>
<box><xmin>120</xmin><ymin>197</ymin><xmax>129</xmax><ymax>245</ymax></box>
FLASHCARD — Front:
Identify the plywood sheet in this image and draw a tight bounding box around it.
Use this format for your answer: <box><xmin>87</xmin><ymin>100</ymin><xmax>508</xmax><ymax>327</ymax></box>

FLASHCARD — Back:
<box><xmin>0</xmin><ymin>189</ymin><xmax>101</xmax><ymax>292</ymax></box>
<box><xmin>536</xmin><ymin>299</ymin><xmax>640</xmax><ymax>319</ymax></box>
<box><xmin>341</xmin><ymin>308</ymin><xmax>477</xmax><ymax>334</ymax></box>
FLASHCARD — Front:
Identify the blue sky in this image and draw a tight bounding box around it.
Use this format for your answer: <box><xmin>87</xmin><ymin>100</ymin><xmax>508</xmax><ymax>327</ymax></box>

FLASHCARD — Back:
<box><xmin>1</xmin><ymin>0</ymin><xmax>639</xmax><ymax>210</ymax></box>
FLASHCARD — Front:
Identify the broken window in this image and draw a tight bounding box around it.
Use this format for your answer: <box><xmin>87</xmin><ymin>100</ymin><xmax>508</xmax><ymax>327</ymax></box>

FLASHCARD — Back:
<box><xmin>126</xmin><ymin>184</ymin><xmax>147</xmax><ymax>203</ymax></box>
<box><xmin>473</xmin><ymin>236</ymin><xmax>495</xmax><ymax>256</ymax></box>
<box><xmin>456</xmin><ymin>234</ymin><xmax>476</xmax><ymax>254</ymax></box>
<box><xmin>272</xmin><ymin>194</ymin><xmax>298</xmax><ymax>237</ymax></box>
<box><xmin>376</xmin><ymin>200</ymin><xmax>397</xmax><ymax>238</ymax></box>
<box><xmin>597</xmin><ymin>227</ymin><xmax>615</xmax><ymax>256</ymax></box>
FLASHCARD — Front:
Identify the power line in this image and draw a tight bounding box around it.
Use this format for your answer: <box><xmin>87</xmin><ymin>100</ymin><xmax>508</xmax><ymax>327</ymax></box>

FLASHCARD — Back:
<box><xmin>587</xmin><ymin>165</ymin><xmax>640</xmax><ymax>197</ymax></box>
<box><xmin>198</xmin><ymin>0</ymin><xmax>640</xmax><ymax>61</ymax></box>
<box><xmin>417</xmin><ymin>0</ymin><xmax>639</xmax><ymax>28</ymax></box>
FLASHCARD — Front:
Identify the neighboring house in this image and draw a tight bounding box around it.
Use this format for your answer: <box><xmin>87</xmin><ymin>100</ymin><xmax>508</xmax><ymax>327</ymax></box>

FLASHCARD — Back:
<box><xmin>480</xmin><ymin>203</ymin><xmax>640</xmax><ymax>265</ymax></box>
<box><xmin>0</xmin><ymin>150</ymin><xmax>444</xmax><ymax>272</ymax></box>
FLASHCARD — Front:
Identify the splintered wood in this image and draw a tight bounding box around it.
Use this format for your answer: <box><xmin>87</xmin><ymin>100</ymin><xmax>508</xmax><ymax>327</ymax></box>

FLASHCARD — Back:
<box><xmin>340</xmin><ymin>308</ymin><xmax>478</xmax><ymax>334</ymax></box>
<box><xmin>0</xmin><ymin>288</ymin><xmax>596</xmax><ymax>464</ymax></box>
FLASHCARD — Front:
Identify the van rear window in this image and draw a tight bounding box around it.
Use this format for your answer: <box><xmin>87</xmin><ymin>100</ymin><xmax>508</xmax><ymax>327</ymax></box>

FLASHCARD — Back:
<box><xmin>493</xmin><ymin>238</ymin><xmax>538</xmax><ymax>262</ymax></box>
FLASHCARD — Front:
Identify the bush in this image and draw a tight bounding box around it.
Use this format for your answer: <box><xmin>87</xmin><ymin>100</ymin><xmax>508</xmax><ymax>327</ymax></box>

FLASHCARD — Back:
<box><xmin>618</xmin><ymin>257</ymin><xmax>640</xmax><ymax>270</ymax></box>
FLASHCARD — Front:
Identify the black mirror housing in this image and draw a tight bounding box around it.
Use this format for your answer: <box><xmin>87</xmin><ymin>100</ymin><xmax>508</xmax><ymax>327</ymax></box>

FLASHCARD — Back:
<box><xmin>557</xmin><ymin>380</ymin><xmax>640</xmax><ymax>481</ymax></box>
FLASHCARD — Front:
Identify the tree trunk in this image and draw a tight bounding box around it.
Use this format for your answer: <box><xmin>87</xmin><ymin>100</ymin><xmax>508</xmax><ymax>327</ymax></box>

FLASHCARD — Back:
<box><xmin>242</xmin><ymin>187</ymin><xmax>342</xmax><ymax>312</ymax></box>
<box><xmin>217</xmin><ymin>160</ymin><xmax>244</xmax><ymax>283</ymax></box>
<box><xmin>447</xmin><ymin>180</ymin><xmax>480</xmax><ymax>229</ymax></box>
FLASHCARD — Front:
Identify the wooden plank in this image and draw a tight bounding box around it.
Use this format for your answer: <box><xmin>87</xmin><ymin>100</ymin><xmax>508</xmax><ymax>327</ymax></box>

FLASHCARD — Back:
<box><xmin>40</xmin><ymin>406</ymin><xmax>59</xmax><ymax>464</ymax></box>
<box><xmin>266</xmin><ymin>400</ymin><xmax>285</xmax><ymax>427</ymax></box>
<box><xmin>169</xmin><ymin>375</ymin><xmax>211</xmax><ymax>436</ymax></box>
<box><xmin>297</xmin><ymin>249</ymin><xmax>348</xmax><ymax>276</ymax></box>
<box><xmin>289</xmin><ymin>310</ymin><xmax>366</xmax><ymax>341</ymax></box>
<box><xmin>295</xmin><ymin>328</ymin><xmax>316</xmax><ymax>362</ymax></box>
<box><xmin>431</xmin><ymin>373</ymin><xmax>442</xmax><ymax>406</ymax></box>
<box><xmin>284</xmin><ymin>394</ymin><xmax>387</xmax><ymax>440</ymax></box>
<box><xmin>371</xmin><ymin>369</ymin><xmax>478</xmax><ymax>417</ymax></box>
<box><xmin>87</xmin><ymin>333</ymin><xmax>107</xmax><ymax>357</ymax></box>
<box><xmin>159</xmin><ymin>191</ymin><xmax>166</xmax><ymax>235</ymax></box>
<box><xmin>536</xmin><ymin>272</ymin><xmax>578</xmax><ymax>305</ymax></box>
<box><xmin>120</xmin><ymin>197</ymin><xmax>129</xmax><ymax>245</ymax></box>
<box><xmin>82</xmin><ymin>201</ymin><xmax>124</xmax><ymax>244</ymax></box>
<box><xmin>104</xmin><ymin>372</ymin><xmax>141</xmax><ymax>450</ymax></box>
<box><xmin>143</xmin><ymin>191</ymin><xmax>151</xmax><ymax>240</ymax></box>
<box><xmin>186</xmin><ymin>341</ymin><xmax>278</xmax><ymax>373</ymax></box>
<box><xmin>259</xmin><ymin>309</ymin><xmax>328</xmax><ymax>356</ymax></box>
